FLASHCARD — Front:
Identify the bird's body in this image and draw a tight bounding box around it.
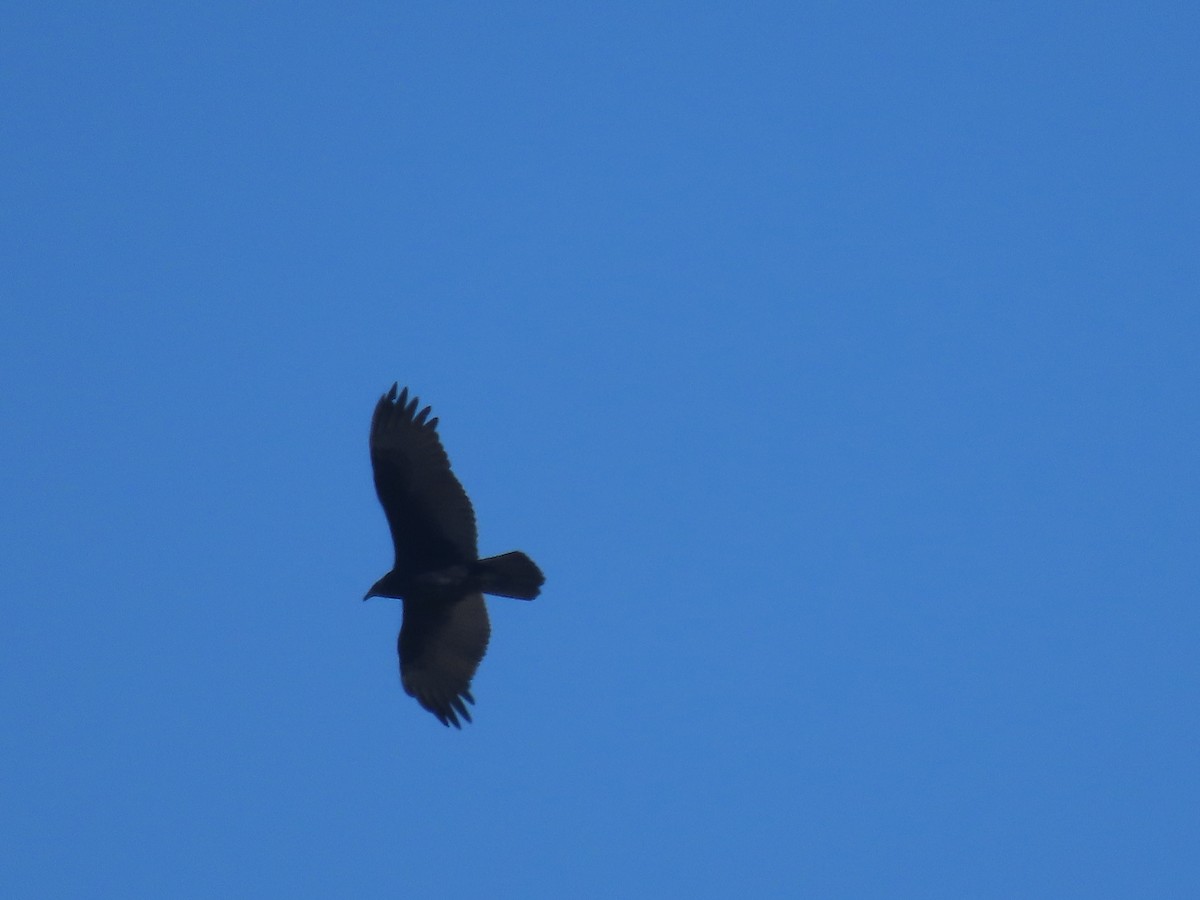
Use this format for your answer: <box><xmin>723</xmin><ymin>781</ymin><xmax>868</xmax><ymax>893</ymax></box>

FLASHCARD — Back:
<box><xmin>364</xmin><ymin>384</ymin><xmax>544</xmax><ymax>727</ymax></box>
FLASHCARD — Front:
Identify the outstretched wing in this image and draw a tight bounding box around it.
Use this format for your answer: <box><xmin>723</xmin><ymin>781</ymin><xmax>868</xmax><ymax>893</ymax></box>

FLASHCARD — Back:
<box><xmin>399</xmin><ymin>595</ymin><xmax>491</xmax><ymax>728</ymax></box>
<box><xmin>369</xmin><ymin>384</ymin><xmax>478</xmax><ymax>576</ymax></box>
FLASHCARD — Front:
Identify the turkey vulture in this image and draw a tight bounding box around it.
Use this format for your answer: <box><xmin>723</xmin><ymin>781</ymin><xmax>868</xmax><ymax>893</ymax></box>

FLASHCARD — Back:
<box><xmin>363</xmin><ymin>384</ymin><xmax>544</xmax><ymax>727</ymax></box>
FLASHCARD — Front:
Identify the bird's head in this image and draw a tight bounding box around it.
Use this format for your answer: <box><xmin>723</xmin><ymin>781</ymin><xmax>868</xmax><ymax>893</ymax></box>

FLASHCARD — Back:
<box><xmin>363</xmin><ymin>575</ymin><xmax>391</xmax><ymax>602</ymax></box>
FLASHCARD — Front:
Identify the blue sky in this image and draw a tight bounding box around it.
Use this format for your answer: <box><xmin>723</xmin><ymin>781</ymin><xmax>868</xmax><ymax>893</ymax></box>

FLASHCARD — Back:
<box><xmin>2</xmin><ymin>2</ymin><xmax>1197</xmax><ymax>896</ymax></box>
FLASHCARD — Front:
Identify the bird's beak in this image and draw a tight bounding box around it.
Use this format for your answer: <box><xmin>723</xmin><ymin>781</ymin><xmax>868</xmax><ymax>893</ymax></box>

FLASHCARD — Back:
<box><xmin>362</xmin><ymin>591</ymin><xmax>374</xmax><ymax>602</ymax></box>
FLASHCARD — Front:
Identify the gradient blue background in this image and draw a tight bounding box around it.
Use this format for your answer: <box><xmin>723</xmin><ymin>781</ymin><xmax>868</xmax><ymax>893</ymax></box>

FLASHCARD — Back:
<box><xmin>3</xmin><ymin>3</ymin><xmax>1197</xmax><ymax>896</ymax></box>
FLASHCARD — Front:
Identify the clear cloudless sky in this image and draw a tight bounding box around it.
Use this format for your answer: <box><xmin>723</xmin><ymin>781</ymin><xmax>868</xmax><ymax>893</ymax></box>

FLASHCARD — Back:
<box><xmin>2</xmin><ymin>2</ymin><xmax>1197</xmax><ymax>897</ymax></box>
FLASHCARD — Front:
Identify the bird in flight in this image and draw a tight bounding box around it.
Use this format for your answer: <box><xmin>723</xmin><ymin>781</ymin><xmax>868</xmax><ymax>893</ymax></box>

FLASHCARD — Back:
<box><xmin>364</xmin><ymin>384</ymin><xmax>545</xmax><ymax>727</ymax></box>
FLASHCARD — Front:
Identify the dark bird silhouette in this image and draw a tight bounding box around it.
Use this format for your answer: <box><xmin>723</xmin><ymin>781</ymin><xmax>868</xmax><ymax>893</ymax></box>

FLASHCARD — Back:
<box><xmin>364</xmin><ymin>384</ymin><xmax>544</xmax><ymax>727</ymax></box>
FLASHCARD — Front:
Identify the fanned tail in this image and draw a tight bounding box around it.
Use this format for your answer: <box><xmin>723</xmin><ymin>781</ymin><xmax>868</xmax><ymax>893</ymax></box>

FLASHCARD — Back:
<box><xmin>473</xmin><ymin>551</ymin><xmax>544</xmax><ymax>600</ymax></box>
